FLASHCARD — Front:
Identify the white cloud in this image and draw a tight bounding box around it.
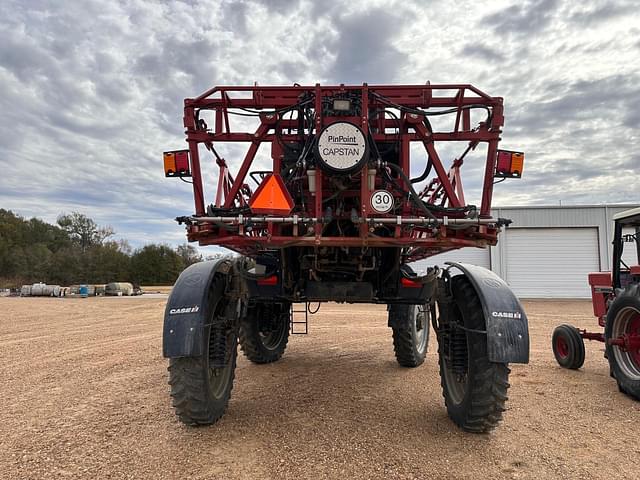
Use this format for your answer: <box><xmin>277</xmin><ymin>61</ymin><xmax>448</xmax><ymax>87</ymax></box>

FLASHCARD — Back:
<box><xmin>0</xmin><ymin>0</ymin><xmax>638</xmax><ymax>252</ymax></box>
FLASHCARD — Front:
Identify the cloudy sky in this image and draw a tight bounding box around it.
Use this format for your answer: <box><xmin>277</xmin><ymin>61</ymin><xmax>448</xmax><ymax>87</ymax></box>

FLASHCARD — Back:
<box><xmin>0</xmin><ymin>0</ymin><xmax>638</xmax><ymax>249</ymax></box>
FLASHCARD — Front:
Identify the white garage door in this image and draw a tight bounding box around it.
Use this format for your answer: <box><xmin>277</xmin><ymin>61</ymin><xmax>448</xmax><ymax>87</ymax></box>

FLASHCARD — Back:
<box><xmin>410</xmin><ymin>247</ymin><xmax>490</xmax><ymax>274</ymax></box>
<box><xmin>504</xmin><ymin>228</ymin><xmax>600</xmax><ymax>298</ymax></box>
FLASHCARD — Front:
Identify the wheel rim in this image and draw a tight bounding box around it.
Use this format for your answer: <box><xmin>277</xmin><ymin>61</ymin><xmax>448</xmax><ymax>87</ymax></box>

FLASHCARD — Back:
<box><xmin>412</xmin><ymin>305</ymin><xmax>428</xmax><ymax>355</ymax></box>
<box><xmin>443</xmin><ymin>354</ymin><xmax>468</xmax><ymax>405</ymax></box>
<box><xmin>259</xmin><ymin>312</ymin><xmax>288</xmax><ymax>351</ymax></box>
<box><xmin>209</xmin><ymin>359</ymin><xmax>234</xmax><ymax>399</ymax></box>
<box><xmin>442</xmin><ymin>304</ymin><xmax>468</xmax><ymax>405</ymax></box>
<box><xmin>612</xmin><ymin>307</ymin><xmax>640</xmax><ymax>380</ymax></box>
<box><xmin>209</xmin><ymin>329</ymin><xmax>236</xmax><ymax>400</ymax></box>
<box><xmin>207</xmin><ymin>296</ymin><xmax>236</xmax><ymax>400</ymax></box>
<box><xmin>555</xmin><ymin>335</ymin><xmax>570</xmax><ymax>359</ymax></box>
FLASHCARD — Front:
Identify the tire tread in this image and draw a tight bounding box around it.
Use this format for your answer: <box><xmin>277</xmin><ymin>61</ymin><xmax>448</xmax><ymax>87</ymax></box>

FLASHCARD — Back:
<box><xmin>390</xmin><ymin>304</ymin><xmax>428</xmax><ymax>368</ymax></box>
<box><xmin>438</xmin><ymin>277</ymin><xmax>511</xmax><ymax>433</ymax></box>
<box><xmin>605</xmin><ymin>283</ymin><xmax>640</xmax><ymax>400</ymax></box>
<box><xmin>239</xmin><ymin>303</ymin><xmax>290</xmax><ymax>364</ymax></box>
<box><xmin>167</xmin><ymin>275</ymin><xmax>237</xmax><ymax>426</ymax></box>
<box><xmin>168</xmin><ymin>357</ymin><xmax>236</xmax><ymax>425</ymax></box>
<box><xmin>392</xmin><ymin>327</ymin><xmax>425</xmax><ymax>367</ymax></box>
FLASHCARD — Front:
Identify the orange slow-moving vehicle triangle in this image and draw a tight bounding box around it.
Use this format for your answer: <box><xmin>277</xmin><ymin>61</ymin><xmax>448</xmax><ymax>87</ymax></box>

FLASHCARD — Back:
<box><xmin>249</xmin><ymin>173</ymin><xmax>294</xmax><ymax>215</ymax></box>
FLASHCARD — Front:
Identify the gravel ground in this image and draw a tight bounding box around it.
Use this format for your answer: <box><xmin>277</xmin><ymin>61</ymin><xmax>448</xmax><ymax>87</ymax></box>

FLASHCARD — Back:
<box><xmin>1</xmin><ymin>297</ymin><xmax>639</xmax><ymax>479</ymax></box>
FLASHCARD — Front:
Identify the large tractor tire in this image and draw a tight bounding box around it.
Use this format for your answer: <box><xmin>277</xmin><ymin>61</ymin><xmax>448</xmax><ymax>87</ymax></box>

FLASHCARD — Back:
<box><xmin>437</xmin><ymin>275</ymin><xmax>510</xmax><ymax>433</ymax></box>
<box><xmin>552</xmin><ymin>324</ymin><xmax>585</xmax><ymax>369</ymax></box>
<box><xmin>168</xmin><ymin>276</ymin><xmax>239</xmax><ymax>425</ymax></box>
<box><xmin>239</xmin><ymin>301</ymin><xmax>290</xmax><ymax>364</ymax></box>
<box><xmin>389</xmin><ymin>304</ymin><xmax>430</xmax><ymax>367</ymax></box>
<box><xmin>605</xmin><ymin>283</ymin><xmax>640</xmax><ymax>400</ymax></box>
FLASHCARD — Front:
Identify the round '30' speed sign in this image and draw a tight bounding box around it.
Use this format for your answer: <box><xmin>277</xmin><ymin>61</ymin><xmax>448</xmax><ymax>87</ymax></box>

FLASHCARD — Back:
<box><xmin>370</xmin><ymin>190</ymin><xmax>394</xmax><ymax>214</ymax></box>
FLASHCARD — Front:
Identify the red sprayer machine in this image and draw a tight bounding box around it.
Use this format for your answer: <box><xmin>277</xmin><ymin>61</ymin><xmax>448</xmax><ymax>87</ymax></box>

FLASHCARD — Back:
<box><xmin>162</xmin><ymin>83</ymin><xmax>528</xmax><ymax>432</ymax></box>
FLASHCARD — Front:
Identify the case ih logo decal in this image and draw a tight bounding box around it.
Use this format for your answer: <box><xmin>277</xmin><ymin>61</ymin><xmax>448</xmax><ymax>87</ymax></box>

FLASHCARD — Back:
<box><xmin>492</xmin><ymin>311</ymin><xmax>522</xmax><ymax>319</ymax></box>
<box><xmin>169</xmin><ymin>306</ymin><xmax>200</xmax><ymax>315</ymax></box>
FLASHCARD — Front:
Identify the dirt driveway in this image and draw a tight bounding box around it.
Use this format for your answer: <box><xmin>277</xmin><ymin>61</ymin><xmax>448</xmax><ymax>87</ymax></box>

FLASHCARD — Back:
<box><xmin>1</xmin><ymin>297</ymin><xmax>638</xmax><ymax>479</ymax></box>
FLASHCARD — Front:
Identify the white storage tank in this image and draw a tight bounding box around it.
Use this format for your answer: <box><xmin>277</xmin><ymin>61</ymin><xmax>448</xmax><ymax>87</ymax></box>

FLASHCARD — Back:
<box><xmin>29</xmin><ymin>283</ymin><xmax>62</xmax><ymax>297</ymax></box>
<box><xmin>105</xmin><ymin>282</ymin><xmax>135</xmax><ymax>296</ymax></box>
<box><xmin>30</xmin><ymin>283</ymin><xmax>47</xmax><ymax>296</ymax></box>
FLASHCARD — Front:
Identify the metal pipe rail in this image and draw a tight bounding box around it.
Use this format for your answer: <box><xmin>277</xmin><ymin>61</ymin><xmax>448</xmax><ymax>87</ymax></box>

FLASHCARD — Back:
<box><xmin>185</xmin><ymin>215</ymin><xmax>504</xmax><ymax>226</ymax></box>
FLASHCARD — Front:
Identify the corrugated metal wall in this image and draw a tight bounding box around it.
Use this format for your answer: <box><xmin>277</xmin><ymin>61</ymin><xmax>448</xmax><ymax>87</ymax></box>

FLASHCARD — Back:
<box><xmin>491</xmin><ymin>205</ymin><xmax>640</xmax><ymax>285</ymax></box>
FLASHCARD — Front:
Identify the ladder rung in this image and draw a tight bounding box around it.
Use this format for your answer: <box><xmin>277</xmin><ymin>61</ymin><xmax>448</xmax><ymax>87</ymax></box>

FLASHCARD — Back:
<box><xmin>290</xmin><ymin>303</ymin><xmax>309</xmax><ymax>334</ymax></box>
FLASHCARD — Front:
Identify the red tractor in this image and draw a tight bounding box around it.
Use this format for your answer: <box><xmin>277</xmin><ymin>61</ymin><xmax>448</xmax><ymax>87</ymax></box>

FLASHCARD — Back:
<box><xmin>552</xmin><ymin>207</ymin><xmax>640</xmax><ymax>398</ymax></box>
<box><xmin>162</xmin><ymin>83</ymin><xmax>529</xmax><ymax>432</ymax></box>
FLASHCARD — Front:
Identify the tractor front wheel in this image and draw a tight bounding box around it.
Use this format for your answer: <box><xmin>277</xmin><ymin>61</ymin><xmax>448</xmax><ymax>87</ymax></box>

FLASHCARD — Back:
<box><xmin>605</xmin><ymin>284</ymin><xmax>640</xmax><ymax>400</ymax></box>
<box><xmin>239</xmin><ymin>301</ymin><xmax>290</xmax><ymax>364</ymax></box>
<box><xmin>437</xmin><ymin>276</ymin><xmax>510</xmax><ymax>433</ymax></box>
<box><xmin>552</xmin><ymin>324</ymin><xmax>585</xmax><ymax>369</ymax></box>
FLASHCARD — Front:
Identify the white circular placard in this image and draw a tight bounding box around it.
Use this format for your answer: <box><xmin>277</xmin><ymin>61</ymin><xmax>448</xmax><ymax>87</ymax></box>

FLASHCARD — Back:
<box><xmin>370</xmin><ymin>190</ymin><xmax>394</xmax><ymax>213</ymax></box>
<box><xmin>316</xmin><ymin>122</ymin><xmax>367</xmax><ymax>172</ymax></box>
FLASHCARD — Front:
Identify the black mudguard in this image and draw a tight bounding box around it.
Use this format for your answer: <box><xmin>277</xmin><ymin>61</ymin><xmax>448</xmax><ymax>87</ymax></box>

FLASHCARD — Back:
<box><xmin>162</xmin><ymin>257</ymin><xmax>233</xmax><ymax>358</ymax></box>
<box><xmin>446</xmin><ymin>262</ymin><xmax>530</xmax><ymax>364</ymax></box>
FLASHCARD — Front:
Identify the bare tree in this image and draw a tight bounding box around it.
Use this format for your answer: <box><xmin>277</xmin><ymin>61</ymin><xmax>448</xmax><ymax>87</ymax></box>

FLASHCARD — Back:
<box><xmin>56</xmin><ymin>212</ymin><xmax>114</xmax><ymax>252</ymax></box>
<box><xmin>176</xmin><ymin>244</ymin><xmax>203</xmax><ymax>267</ymax></box>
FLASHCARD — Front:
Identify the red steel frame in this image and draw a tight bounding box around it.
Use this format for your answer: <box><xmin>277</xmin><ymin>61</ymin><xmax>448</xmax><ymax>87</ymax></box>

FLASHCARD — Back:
<box><xmin>179</xmin><ymin>84</ymin><xmax>505</xmax><ymax>261</ymax></box>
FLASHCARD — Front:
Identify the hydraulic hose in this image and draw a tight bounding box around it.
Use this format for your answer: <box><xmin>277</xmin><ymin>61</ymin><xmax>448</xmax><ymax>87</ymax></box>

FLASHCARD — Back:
<box><xmin>385</xmin><ymin>162</ymin><xmax>437</xmax><ymax>220</ymax></box>
<box><xmin>411</xmin><ymin>155</ymin><xmax>433</xmax><ymax>183</ymax></box>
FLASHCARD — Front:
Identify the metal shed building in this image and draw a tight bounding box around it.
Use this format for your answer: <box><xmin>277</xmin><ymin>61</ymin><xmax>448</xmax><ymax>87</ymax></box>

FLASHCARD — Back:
<box><xmin>411</xmin><ymin>204</ymin><xmax>640</xmax><ymax>299</ymax></box>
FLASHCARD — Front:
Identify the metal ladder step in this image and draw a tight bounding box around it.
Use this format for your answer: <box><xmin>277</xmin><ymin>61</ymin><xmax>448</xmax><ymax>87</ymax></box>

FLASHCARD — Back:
<box><xmin>290</xmin><ymin>303</ymin><xmax>309</xmax><ymax>334</ymax></box>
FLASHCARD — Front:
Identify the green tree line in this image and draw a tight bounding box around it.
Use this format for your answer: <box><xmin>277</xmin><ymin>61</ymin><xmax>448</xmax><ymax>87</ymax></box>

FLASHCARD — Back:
<box><xmin>0</xmin><ymin>209</ymin><xmax>204</xmax><ymax>288</ymax></box>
